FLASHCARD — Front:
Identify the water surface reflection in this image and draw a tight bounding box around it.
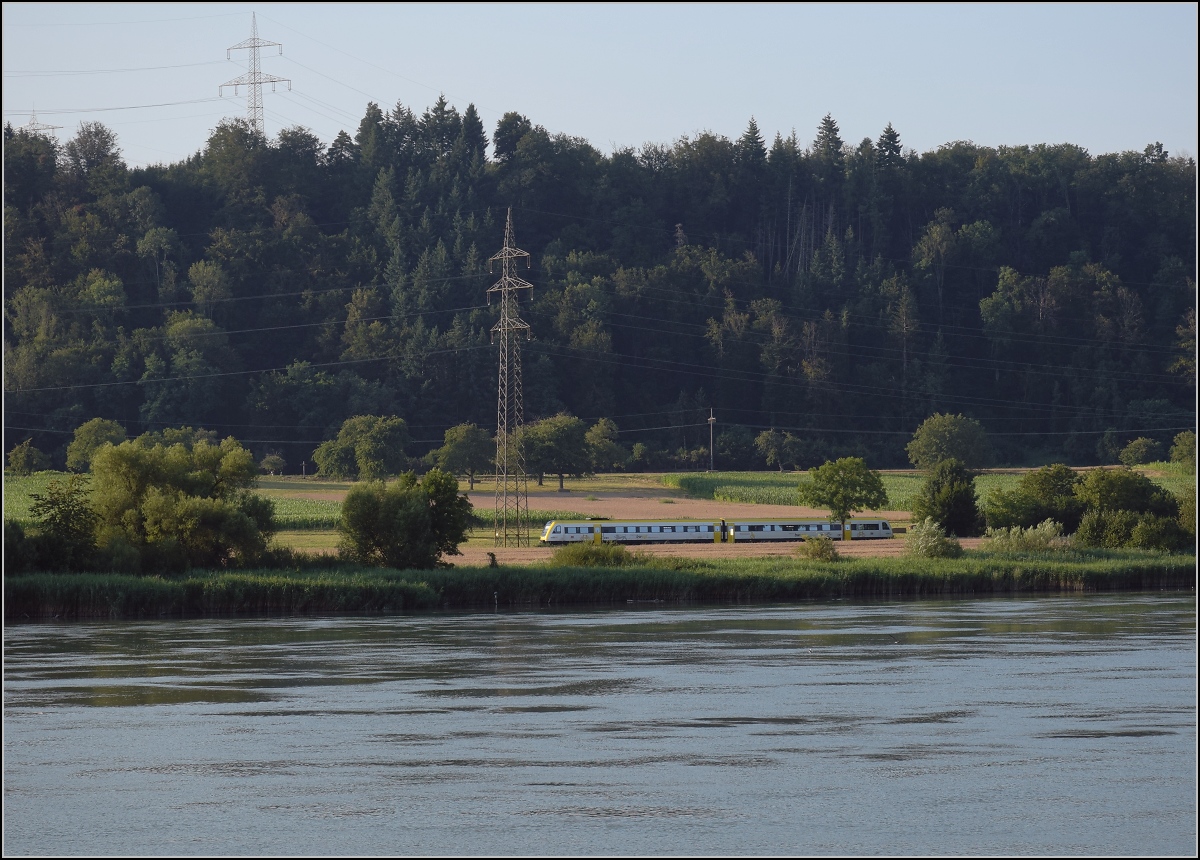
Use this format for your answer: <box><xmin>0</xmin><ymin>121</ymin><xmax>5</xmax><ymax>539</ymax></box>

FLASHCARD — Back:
<box><xmin>4</xmin><ymin>595</ymin><xmax>1195</xmax><ymax>855</ymax></box>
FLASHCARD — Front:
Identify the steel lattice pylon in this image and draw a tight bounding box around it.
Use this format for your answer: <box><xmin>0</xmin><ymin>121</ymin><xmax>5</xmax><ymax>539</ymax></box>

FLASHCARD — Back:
<box><xmin>220</xmin><ymin>13</ymin><xmax>291</xmax><ymax>137</ymax></box>
<box><xmin>19</xmin><ymin>109</ymin><xmax>61</xmax><ymax>137</ymax></box>
<box><xmin>489</xmin><ymin>208</ymin><xmax>533</xmax><ymax>546</ymax></box>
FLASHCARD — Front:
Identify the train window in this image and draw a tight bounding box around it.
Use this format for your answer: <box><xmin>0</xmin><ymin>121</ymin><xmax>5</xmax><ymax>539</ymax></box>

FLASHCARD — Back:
<box><xmin>553</xmin><ymin>526</ymin><xmax>561</xmax><ymax>534</ymax></box>
<box><xmin>601</xmin><ymin>527</ymin><xmax>614</xmax><ymax>534</ymax></box>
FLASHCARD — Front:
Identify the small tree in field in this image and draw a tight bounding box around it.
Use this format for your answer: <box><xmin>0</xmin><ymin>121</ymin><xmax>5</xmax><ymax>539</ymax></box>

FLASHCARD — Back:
<box><xmin>433</xmin><ymin>423</ymin><xmax>493</xmax><ymax>490</ymax></box>
<box><xmin>906</xmin><ymin>413</ymin><xmax>990</xmax><ymax>470</ymax></box>
<box><xmin>520</xmin><ymin>414</ymin><xmax>589</xmax><ymax>491</ymax></box>
<box><xmin>1118</xmin><ymin>437</ymin><xmax>1163</xmax><ymax>466</ymax></box>
<box><xmin>29</xmin><ymin>474</ymin><xmax>99</xmax><ymax>570</ymax></box>
<box><xmin>797</xmin><ymin>457</ymin><xmax>888</xmax><ymax>525</ymax></box>
<box><xmin>260</xmin><ymin>454</ymin><xmax>286</xmax><ymax>475</ymax></box>
<box><xmin>313</xmin><ymin>415</ymin><xmax>408</xmax><ymax>480</ymax></box>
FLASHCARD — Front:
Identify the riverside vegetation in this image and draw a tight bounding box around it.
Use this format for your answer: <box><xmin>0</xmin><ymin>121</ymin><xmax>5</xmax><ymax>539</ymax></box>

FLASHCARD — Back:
<box><xmin>5</xmin><ymin>549</ymin><xmax>1193</xmax><ymax>620</ymax></box>
<box><xmin>6</xmin><ymin>466</ymin><xmax>1195</xmax><ymax>619</ymax></box>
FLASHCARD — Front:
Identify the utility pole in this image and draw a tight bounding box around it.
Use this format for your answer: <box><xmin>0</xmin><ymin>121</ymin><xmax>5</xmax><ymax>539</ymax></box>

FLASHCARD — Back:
<box><xmin>220</xmin><ymin>13</ymin><xmax>290</xmax><ymax>137</ymax></box>
<box><xmin>489</xmin><ymin>208</ymin><xmax>533</xmax><ymax>547</ymax></box>
<box><xmin>708</xmin><ymin>408</ymin><xmax>716</xmax><ymax>472</ymax></box>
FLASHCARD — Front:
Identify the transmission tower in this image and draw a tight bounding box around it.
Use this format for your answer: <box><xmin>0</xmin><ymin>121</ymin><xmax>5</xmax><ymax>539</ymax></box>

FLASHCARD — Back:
<box><xmin>19</xmin><ymin>108</ymin><xmax>60</xmax><ymax>137</ymax></box>
<box><xmin>220</xmin><ymin>13</ymin><xmax>291</xmax><ymax>137</ymax></box>
<box><xmin>489</xmin><ymin>208</ymin><xmax>533</xmax><ymax>547</ymax></box>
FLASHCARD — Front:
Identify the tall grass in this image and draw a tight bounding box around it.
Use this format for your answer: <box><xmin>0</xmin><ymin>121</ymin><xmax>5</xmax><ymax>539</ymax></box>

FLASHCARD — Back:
<box><xmin>7</xmin><ymin>550</ymin><xmax>1193</xmax><ymax>619</ymax></box>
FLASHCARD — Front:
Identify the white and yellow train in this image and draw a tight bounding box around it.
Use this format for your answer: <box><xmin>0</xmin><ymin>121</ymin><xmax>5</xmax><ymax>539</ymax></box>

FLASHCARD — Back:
<box><xmin>539</xmin><ymin>518</ymin><xmax>893</xmax><ymax>545</ymax></box>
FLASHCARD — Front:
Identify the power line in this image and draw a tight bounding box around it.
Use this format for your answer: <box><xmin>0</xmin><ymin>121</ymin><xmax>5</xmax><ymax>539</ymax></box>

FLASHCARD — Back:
<box><xmin>4</xmin><ymin>61</ymin><xmax>227</xmax><ymax>77</ymax></box>
<box><xmin>3</xmin><ymin>97</ymin><xmax>225</xmax><ymax>116</ymax></box>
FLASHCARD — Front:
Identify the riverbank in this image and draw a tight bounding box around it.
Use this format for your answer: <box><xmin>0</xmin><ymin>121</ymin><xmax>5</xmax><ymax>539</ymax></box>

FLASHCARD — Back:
<box><xmin>4</xmin><ymin>550</ymin><xmax>1194</xmax><ymax>620</ymax></box>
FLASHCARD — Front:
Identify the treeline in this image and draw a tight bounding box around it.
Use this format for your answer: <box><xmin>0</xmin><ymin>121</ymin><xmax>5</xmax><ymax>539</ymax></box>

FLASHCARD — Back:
<box><xmin>4</xmin><ymin>101</ymin><xmax>1196</xmax><ymax>470</ymax></box>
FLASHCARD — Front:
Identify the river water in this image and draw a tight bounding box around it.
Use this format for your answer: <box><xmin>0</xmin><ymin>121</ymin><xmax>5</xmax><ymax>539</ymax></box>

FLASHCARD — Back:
<box><xmin>3</xmin><ymin>595</ymin><xmax>1196</xmax><ymax>856</ymax></box>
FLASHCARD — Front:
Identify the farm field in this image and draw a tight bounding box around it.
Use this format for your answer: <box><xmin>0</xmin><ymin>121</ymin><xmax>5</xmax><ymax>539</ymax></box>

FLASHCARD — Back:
<box><xmin>8</xmin><ymin>466</ymin><xmax>1193</xmax><ymax>565</ymax></box>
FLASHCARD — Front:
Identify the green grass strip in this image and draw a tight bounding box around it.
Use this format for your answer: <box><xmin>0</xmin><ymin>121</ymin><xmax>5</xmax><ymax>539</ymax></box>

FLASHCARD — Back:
<box><xmin>6</xmin><ymin>550</ymin><xmax>1193</xmax><ymax>620</ymax></box>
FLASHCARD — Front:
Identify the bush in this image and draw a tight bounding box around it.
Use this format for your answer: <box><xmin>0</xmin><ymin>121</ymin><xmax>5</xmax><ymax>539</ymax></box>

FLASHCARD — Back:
<box><xmin>1170</xmin><ymin>431</ymin><xmax>1196</xmax><ymax>467</ymax></box>
<box><xmin>905</xmin><ymin>517</ymin><xmax>963</xmax><ymax>558</ymax></box>
<box><xmin>551</xmin><ymin>542</ymin><xmax>635</xmax><ymax>567</ymax></box>
<box><xmin>1177</xmin><ymin>482</ymin><xmax>1196</xmax><ymax>538</ymax></box>
<box><xmin>1074</xmin><ymin>509</ymin><xmax>1140</xmax><ymax>548</ymax></box>
<box><xmin>984</xmin><ymin>519</ymin><xmax>1070</xmax><ymax>553</ymax></box>
<box><xmin>260</xmin><ymin>454</ymin><xmax>286</xmax><ymax>475</ymax></box>
<box><xmin>337</xmin><ymin>469</ymin><xmax>472</xmax><ymax>569</ymax></box>
<box><xmin>1118</xmin><ymin>437</ymin><xmax>1164</xmax><ymax>466</ymax></box>
<box><xmin>1129</xmin><ymin>515</ymin><xmax>1192</xmax><ymax>552</ymax></box>
<box><xmin>4</xmin><ymin>519</ymin><xmax>34</xmax><ymax>575</ymax></box>
<box><xmin>983</xmin><ymin>464</ymin><xmax>1084</xmax><ymax>532</ymax></box>
<box><xmin>7</xmin><ymin>439</ymin><xmax>50</xmax><ymax>476</ymax></box>
<box><xmin>795</xmin><ymin>536</ymin><xmax>840</xmax><ymax>561</ymax></box>
<box><xmin>911</xmin><ymin>458</ymin><xmax>982</xmax><ymax>536</ymax></box>
<box><xmin>1074</xmin><ymin>468</ymin><xmax>1178</xmax><ymax>518</ymax></box>
<box><xmin>89</xmin><ymin>435</ymin><xmax>273</xmax><ymax>571</ymax></box>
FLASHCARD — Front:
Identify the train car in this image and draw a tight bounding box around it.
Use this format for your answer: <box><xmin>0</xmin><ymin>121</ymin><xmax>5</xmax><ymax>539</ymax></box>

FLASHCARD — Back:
<box><xmin>540</xmin><ymin>520</ymin><xmax>721</xmax><ymax>545</ymax></box>
<box><xmin>541</xmin><ymin>518</ymin><xmax>894</xmax><ymax>545</ymax></box>
<box><xmin>723</xmin><ymin>519</ymin><xmax>843</xmax><ymax>542</ymax></box>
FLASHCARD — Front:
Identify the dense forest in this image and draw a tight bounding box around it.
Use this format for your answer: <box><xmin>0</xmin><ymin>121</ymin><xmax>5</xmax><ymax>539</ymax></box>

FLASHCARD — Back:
<box><xmin>4</xmin><ymin>99</ymin><xmax>1196</xmax><ymax>472</ymax></box>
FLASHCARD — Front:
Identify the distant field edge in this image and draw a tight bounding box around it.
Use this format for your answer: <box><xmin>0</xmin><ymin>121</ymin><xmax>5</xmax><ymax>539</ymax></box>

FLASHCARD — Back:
<box><xmin>5</xmin><ymin>553</ymin><xmax>1194</xmax><ymax>621</ymax></box>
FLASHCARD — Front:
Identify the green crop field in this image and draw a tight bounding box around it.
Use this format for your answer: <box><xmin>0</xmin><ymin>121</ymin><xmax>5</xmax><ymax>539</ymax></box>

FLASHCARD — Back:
<box><xmin>659</xmin><ymin>468</ymin><xmax>1192</xmax><ymax>514</ymax></box>
<box><xmin>7</xmin><ymin>466</ymin><xmax>1191</xmax><ymax>536</ymax></box>
<box><xmin>3</xmin><ymin>472</ymin><xmax>67</xmax><ymax>525</ymax></box>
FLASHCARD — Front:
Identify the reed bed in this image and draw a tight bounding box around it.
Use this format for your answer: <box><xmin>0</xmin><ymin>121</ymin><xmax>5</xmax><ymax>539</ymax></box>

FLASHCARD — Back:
<box><xmin>7</xmin><ymin>550</ymin><xmax>1192</xmax><ymax>620</ymax></box>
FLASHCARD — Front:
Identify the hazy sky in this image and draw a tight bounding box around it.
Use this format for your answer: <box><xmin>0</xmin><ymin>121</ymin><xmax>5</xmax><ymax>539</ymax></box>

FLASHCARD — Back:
<box><xmin>3</xmin><ymin>2</ymin><xmax>1197</xmax><ymax>169</ymax></box>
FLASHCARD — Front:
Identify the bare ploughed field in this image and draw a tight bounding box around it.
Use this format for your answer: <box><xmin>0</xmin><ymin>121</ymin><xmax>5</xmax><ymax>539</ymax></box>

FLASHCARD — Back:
<box><xmin>456</xmin><ymin>487</ymin><xmax>983</xmax><ymax>566</ymax></box>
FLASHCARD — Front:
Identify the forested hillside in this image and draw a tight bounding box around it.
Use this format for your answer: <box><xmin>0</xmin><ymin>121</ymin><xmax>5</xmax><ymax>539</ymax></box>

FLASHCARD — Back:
<box><xmin>4</xmin><ymin>101</ymin><xmax>1195</xmax><ymax>471</ymax></box>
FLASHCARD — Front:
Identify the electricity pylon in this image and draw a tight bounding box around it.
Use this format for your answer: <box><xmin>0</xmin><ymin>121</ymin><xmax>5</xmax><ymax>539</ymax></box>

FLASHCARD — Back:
<box><xmin>489</xmin><ymin>208</ymin><xmax>533</xmax><ymax>547</ymax></box>
<box><xmin>19</xmin><ymin>108</ymin><xmax>60</xmax><ymax>137</ymax></box>
<box><xmin>220</xmin><ymin>13</ymin><xmax>291</xmax><ymax>137</ymax></box>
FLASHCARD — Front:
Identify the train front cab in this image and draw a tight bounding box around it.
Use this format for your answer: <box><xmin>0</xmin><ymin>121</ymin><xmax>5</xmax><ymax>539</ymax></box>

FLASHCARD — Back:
<box><xmin>540</xmin><ymin>521</ymin><xmax>602</xmax><ymax>545</ymax></box>
<box><xmin>845</xmin><ymin>520</ymin><xmax>893</xmax><ymax>540</ymax></box>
